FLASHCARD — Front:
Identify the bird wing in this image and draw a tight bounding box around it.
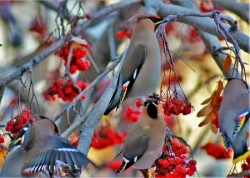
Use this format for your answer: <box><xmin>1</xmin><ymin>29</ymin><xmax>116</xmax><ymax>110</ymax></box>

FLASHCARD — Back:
<box><xmin>116</xmin><ymin>134</ymin><xmax>149</xmax><ymax>174</ymax></box>
<box><xmin>119</xmin><ymin>44</ymin><xmax>147</xmax><ymax>105</ymax></box>
<box><xmin>22</xmin><ymin>135</ymin><xmax>89</xmax><ymax>175</ymax></box>
<box><xmin>104</xmin><ymin>44</ymin><xmax>147</xmax><ymax>115</ymax></box>
<box><xmin>232</xmin><ymin>111</ymin><xmax>250</xmax><ymax>138</ymax></box>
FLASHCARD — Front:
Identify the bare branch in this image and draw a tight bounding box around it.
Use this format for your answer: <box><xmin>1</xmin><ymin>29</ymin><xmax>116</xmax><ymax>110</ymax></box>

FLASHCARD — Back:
<box><xmin>0</xmin><ymin>0</ymin><xmax>143</xmax><ymax>88</ymax></box>
<box><xmin>212</xmin><ymin>0</ymin><xmax>250</xmax><ymax>23</ymax></box>
<box><xmin>153</xmin><ymin>2</ymin><xmax>250</xmax><ymax>53</ymax></box>
<box><xmin>76</xmin><ymin>71</ymin><xmax>120</xmax><ymax>155</ymax></box>
<box><xmin>170</xmin><ymin>0</ymin><xmax>242</xmax><ymax>79</ymax></box>
<box><xmin>0</xmin><ymin>36</ymin><xmax>69</xmax><ymax>88</ymax></box>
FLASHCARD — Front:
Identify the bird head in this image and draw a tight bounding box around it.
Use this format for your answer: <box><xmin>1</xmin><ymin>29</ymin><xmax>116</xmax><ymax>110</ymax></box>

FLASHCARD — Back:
<box><xmin>128</xmin><ymin>13</ymin><xmax>163</xmax><ymax>30</ymax></box>
<box><xmin>9</xmin><ymin>115</ymin><xmax>59</xmax><ymax>151</ymax></box>
<box><xmin>143</xmin><ymin>93</ymin><xmax>163</xmax><ymax>119</ymax></box>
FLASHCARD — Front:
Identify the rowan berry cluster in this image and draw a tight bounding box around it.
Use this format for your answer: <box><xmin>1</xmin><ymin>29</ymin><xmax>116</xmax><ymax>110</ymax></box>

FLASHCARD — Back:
<box><xmin>5</xmin><ymin>109</ymin><xmax>34</xmax><ymax>136</ymax></box>
<box><xmin>201</xmin><ymin>143</ymin><xmax>232</xmax><ymax>159</ymax></box>
<box><xmin>162</xmin><ymin>98</ymin><xmax>192</xmax><ymax>116</ymax></box>
<box><xmin>162</xmin><ymin>75</ymin><xmax>183</xmax><ymax>85</ymax></box>
<box><xmin>55</xmin><ymin>43</ymin><xmax>90</xmax><ymax>74</ymax></box>
<box><xmin>154</xmin><ymin>139</ymin><xmax>197</xmax><ymax>178</ymax></box>
<box><xmin>43</xmin><ymin>79</ymin><xmax>88</xmax><ymax>102</ymax></box>
<box><xmin>90</xmin><ymin>128</ymin><xmax>127</xmax><ymax>149</ymax></box>
<box><xmin>123</xmin><ymin>106</ymin><xmax>141</xmax><ymax>123</ymax></box>
<box><xmin>116</xmin><ymin>29</ymin><xmax>133</xmax><ymax>39</ymax></box>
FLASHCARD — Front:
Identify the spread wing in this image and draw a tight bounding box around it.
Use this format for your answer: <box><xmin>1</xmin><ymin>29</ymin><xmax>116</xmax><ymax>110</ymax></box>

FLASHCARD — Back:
<box><xmin>22</xmin><ymin>135</ymin><xmax>89</xmax><ymax>175</ymax></box>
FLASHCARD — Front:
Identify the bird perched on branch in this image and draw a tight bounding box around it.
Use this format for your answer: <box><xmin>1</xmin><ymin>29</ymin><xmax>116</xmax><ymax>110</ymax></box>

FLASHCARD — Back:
<box><xmin>115</xmin><ymin>94</ymin><xmax>166</xmax><ymax>178</ymax></box>
<box><xmin>219</xmin><ymin>79</ymin><xmax>250</xmax><ymax>164</ymax></box>
<box><xmin>103</xmin><ymin>13</ymin><xmax>164</xmax><ymax>117</ymax></box>
<box><xmin>0</xmin><ymin>115</ymin><xmax>90</xmax><ymax>177</ymax></box>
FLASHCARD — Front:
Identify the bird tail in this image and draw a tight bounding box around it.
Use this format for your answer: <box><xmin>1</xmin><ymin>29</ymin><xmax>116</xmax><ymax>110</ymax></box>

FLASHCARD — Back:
<box><xmin>116</xmin><ymin>160</ymin><xmax>132</xmax><ymax>174</ymax></box>
<box><xmin>101</xmin><ymin>115</ymin><xmax>108</xmax><ymax>121</ymax></box>
<box><xmin>233</xmin><ymin>150</ymin><xmax>250</xmax><ymax>164</ymax></box>
<box><xmin>139</xmin><ymin>169</ymin><xmax>152</xmax><ymax>178</ymax></box>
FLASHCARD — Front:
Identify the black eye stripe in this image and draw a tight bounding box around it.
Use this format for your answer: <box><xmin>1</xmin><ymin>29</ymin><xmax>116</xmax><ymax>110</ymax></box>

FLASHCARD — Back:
<box><xmin>149</xmin><ymin>17</ymin><xmax>163</xmax><ymax>23</ymax></box>
<box><xmin>147</xmin><ymin>103</ymin><xmax>158</xmax><ymax>119</ymax></box>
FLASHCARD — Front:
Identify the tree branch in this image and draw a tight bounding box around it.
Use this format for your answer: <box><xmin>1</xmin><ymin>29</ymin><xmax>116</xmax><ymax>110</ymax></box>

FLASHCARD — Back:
<box><xmin>0</xmin><ymin>0</ymin><xmax>142</xmax><ymax>88</ymax></box>
<box><xmin>171</xmin><ymin>0</ymin><xmax>241</xmax><ymax>79</ymax></box>
<box><xmin>76</xmin><ymin>71</ymin><xmax>120</xmax><ymax>155</ymax></box>
<box><xmin>55</xmin><ymin>58</ymin><xmax>121</xmax><ymax>121</ymax></box>
<box><xmin>212</xmin><ymin>0</ymin><xmax>249</xmax><ymax>23</ymax></box>
<box><xmin>153</xmin><ymin>2</ymin><xmax>250</xmax><ymax>53</ymax></box>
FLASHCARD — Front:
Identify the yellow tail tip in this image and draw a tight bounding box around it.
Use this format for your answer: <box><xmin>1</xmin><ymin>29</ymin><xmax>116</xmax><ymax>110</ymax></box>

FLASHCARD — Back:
<box><xmin>101</xmin><ymin>115</ymin><xmax>108</xmax><ymax>121</ymax></box>
<box><xmin>233</xmin><ymin>150</ymin><xmax>250</xmax><ymax>164</ymax></box>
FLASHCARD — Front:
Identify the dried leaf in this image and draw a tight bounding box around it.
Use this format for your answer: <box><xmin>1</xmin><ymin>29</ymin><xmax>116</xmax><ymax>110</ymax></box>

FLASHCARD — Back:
<box><xmin>214</xmin><ymin>80</ymin><xmax>223</xmax><ymax>96</ymax></box>
<box><xmin>210</xmin><ymin>122</ymin><xmax>218</xmax><ymax>134</ymax></box>
<box><xmin>198</xmin><ymin>111</ymin><xmax>216</xmax><ymax>127</ymax></box>
<box><xmin>197</xmin><ymin>103</ymin><xmax>212</xmax><ymax>117</ymax></box>
<box><xmin>201</xmin><ymin>97</ymin><xmax>211</xmax><ymax>105</ymax></box>
<box><xmin>198</xmin><ymin>115</ymin><xmax>210</xmax><ymax>127</ymax></box>
<box><xmin>223</xmin><ymin>55</ymin><xmax>232</xmax><ymax>72</ymax></box>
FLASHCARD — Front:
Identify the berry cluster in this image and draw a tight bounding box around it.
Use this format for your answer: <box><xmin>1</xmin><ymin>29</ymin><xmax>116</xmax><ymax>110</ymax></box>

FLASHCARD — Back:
<box><xmin>154</xmin><ymin>139</ymin><xmax>197</xmax><ymax>178</ymax></box>
<box><xmin>123</xmin><ymin>106</ymin><xmax>141</xmax><ymax>123</ymax></box>
<box><xmin>162</xmin><ymin>98</ymin><xmax>192</xmax><ymax>116</ymax></box>
<box><xmin>201</xmin><ymin>143</ymin><xmax>232</xmax><ymax>160</ymax></box>
<box><xmin>162</xmin><ymin>75</ymin><xmax>183</xmax><ymax>86</ymax></box>
<box><xmin>43</xmin><ymin>79</ymin><xmax>88</xmax><ymax>102</ymax></box>
<box><xmin>199</xmin><ymin>1</ymin><xmax>214</xmax><ymax>12</ymax></box>
<box><xmin>5</xmin><ymin>109</ymin><xmax>34</xmax><ymax>136</ymax></box>
<box><xmin>116</xmin><ymin>29</ymin><xmax>133</xmax><ymax>39</ymax></box>
<box><xmin>56</xmin><ymin>43</ymin><xmax>90</xmax><ymax>74</ymax></box>
<box><xmin>90</xmin><ymin>128</ymin><xmax>127</xmax><ymax>149</ymax></box>
<box><xmin>241</xmin><ymin>156</ymin><xmax>250</xmax><ymax>177</ymax></box>
<box><xmin>29</xmin><ymin>18</ymin><xmax>47</xmax><ymax>41</ymax></box>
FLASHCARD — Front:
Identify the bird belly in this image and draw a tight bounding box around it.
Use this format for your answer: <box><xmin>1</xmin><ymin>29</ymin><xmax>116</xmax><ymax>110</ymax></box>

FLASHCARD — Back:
<box><xmin>132</xmin><ymin>139</ymin><xmax>163</xmax><ymax>169</ymax></box>
<box><xmin>132</xmin><ymin>149</ymin><xmax>161</xmax><ymax>169</ymax></box>
<box><xmin>128</xmin><ymin>48</ymin><xmax>161</xmax><ymax>98</ymax></box>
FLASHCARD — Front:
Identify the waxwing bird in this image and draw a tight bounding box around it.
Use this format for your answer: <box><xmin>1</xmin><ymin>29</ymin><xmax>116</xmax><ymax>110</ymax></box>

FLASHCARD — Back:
<box><xmin>116</xmin><ymin>94</ymin><xmax>166</xmax><ymax>177</ymax></box>
<box><xmin>218</xmin><ymin>79</ymin><xmax>250</xmax><ymax>164</ymax></box>
<box><xmin>0</xmin><ymin>116</ymin><xmax>90</xmax><ymax>177</ymax></box>
<box><xmin>104</xmin><ymin>13</ymin><xmax>164</xmax><ymax>116</ymax></box>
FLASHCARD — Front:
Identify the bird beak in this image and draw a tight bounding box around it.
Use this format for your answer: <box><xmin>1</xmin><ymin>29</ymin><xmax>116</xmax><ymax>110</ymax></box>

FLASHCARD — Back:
<box><xmin>154</xmin><ymin>18</ymin><xmax>168</xmax><ymax>30</ymax></box>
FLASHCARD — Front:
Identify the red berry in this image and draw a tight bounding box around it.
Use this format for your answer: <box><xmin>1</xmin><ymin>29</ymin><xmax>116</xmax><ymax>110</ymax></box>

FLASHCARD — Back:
<box><xmin>0</xmin><ymin>137</ymin><xmax>4</xmax><ymax>143</ymax></box>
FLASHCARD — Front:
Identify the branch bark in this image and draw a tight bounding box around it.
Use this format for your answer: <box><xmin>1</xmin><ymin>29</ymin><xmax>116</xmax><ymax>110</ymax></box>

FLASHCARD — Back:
<box><xmin>171</xmin><ymin>0</ymin><xmax>241</xmax><ymax>79</ymax></box>
<box><xmin>212</xmin><ymin>0</ymin><xmax>250</xmax><ymax>23</ymax></box>
<box><xmin>76</xmin><ymin>71</ymin><xmax>120</xmax><ymax>155</ymax></box>
<box><xmin>0</xmin><ymin>0</ymin><xmax>143</xmax><ymax>88</ymax></box>
<box><xmin>55</xmin><ymin>58</ymin><xmax>121</xmax><ymax>121</ymax></box>
<box><xmin>153</xmin><ymin>2</ymin><xmax>250</xmax><ymax>53</ymax></box>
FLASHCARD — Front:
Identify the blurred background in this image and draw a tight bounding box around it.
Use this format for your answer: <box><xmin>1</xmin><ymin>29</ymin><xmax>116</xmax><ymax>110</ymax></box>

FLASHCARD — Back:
<box><xmin>0</xmin><ymin>0</ymin><xmax>249</xmax><ymax>177</ymax></box>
